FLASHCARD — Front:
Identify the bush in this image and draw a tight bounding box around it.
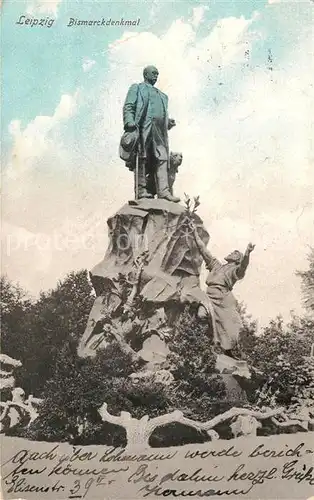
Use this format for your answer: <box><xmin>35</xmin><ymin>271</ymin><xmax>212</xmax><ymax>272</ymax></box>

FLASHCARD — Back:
<box><xmin>23</xmin><ymin>307</ymin><xmax>229</xmax><ymax>444</ymax></box>
<box><xmin>242</xmin><ymin>315</ymin><xmax>314</xmax><ymax>408</ymax></box>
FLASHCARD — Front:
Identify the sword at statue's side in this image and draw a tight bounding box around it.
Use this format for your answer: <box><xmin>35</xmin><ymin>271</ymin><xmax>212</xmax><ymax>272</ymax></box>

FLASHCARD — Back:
<box><xmin>135</xmin><ymin>145</ymin><xmax>139</xmax><ymax>200</ymax></box>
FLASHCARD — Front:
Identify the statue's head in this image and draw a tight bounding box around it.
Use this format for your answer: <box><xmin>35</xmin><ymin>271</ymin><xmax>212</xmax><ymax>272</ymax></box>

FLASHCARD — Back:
<box><xmin>224</xmin><ymin>250</ymin><xmax>243</xmax><ymax>264</ymax></box>
<box><xmin>169</xmin><ymin>152</ymin><xmax>183</xmax><ymax>172</ymax></box>
<box><xmin>143</xmin><ymin>65</ymin><xmax>159</xmax><ymax>86</ymax></box>
<box><xmin>168</xmin><ymin>152</ymin><xmax>183</xmax><ymax>192</ymax></box>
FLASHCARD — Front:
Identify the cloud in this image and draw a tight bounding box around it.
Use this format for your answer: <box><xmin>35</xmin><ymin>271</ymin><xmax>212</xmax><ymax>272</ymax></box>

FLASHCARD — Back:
<box><xmin>148</xmin><ymin>0</ymin><xmax>162</xmax><ymax>22</ymax></box>
<box><xmin>2</xmin><ymin>215</ymin><xmax>107</xmax><ymax>295</ymax></box>
<box><xmin>6</xmin><ymin>92</ymin><xmax>78</xmax><ymax>179</ymax></box>
<box><xmin>26</xmin><ymin>0</ymin><xmax>62</xmax><ymax>17</ymax></box>
<box><xmin>94</xmin><ymin>13</ymin><xmax>257</xmax><ymax>159</ymax></box>
<box><xmin>82</xmin><ymin>58</ymin><xmax>96</xmax><ymax>73</ymax></box>
<box><xmin>268</xmin><ymin>0</ymin><xmax>303</xmax><ymax>3</ymax></box>
<box><xmin>191</xmin><ymin>5</ymin><xmax>209</xmax><ymax>28</ymax></box>
<box><xmin>199</xmin><ymin>13</ymin><xmax>259</xmax><ymax>63</ymax></box>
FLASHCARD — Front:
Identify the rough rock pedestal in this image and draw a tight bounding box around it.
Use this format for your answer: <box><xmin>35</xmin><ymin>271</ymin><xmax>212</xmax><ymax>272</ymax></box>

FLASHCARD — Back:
<box><xmin>91</xmin><ymin>199</ymin><xmax>209</xmax><ymax>297</ymax></box>
<box><xmin>78</xmin><ymin>199</ymin><xmax>209</xmax><ymax>362</ymax></box>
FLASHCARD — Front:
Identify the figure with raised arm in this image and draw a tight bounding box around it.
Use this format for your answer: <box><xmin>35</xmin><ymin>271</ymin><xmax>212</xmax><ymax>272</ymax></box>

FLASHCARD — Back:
<box><xmin>193</xmin><ymin>225</ymin><xmax>255</xmax><ymax>357</ymax></box>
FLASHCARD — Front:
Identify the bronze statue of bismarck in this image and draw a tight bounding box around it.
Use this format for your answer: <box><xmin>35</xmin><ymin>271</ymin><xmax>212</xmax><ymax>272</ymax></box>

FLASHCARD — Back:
<box><xmin>119</xmin><ymin>65</ymin><xmax>180</xmax><ymax>203</ymax></box>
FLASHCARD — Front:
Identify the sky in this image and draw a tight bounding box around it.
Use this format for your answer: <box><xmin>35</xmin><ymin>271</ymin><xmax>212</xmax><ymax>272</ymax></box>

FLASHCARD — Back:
<box><xmin>2</xmin><ymin>0</ymin><xmax>314</xmax><ymax>328</ymax></box>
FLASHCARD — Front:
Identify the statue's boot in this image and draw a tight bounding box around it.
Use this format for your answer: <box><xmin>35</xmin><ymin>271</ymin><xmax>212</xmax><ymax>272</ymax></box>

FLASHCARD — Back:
<box><xmin>161</xmin><ymin>193</ymin><xmax>181</xmax><ymax>203</ymax></box>
<box><xmin>156</xmin><ymin>160</ymin><xmax>180</xmax><ymax>203</ymax></box>
<box><xmin>136</xmin><ymin>161</ymin><xmax>154</xmax><ymax>199</ymax></box>
<box><xmin>138</xmin><ymin>190</ymin><xmax>154</xmax><ymax>200</ymax></box>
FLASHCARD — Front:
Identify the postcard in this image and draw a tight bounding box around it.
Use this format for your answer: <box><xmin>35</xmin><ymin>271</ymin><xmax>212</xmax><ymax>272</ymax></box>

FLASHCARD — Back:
<box><xmin>1</xmin><ymin>0</ymin><xmax>314</xmax><ymax>498</ymax></box>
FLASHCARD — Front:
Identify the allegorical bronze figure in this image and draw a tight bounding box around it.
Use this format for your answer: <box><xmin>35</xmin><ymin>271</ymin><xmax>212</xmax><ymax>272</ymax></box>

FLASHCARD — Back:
<box><xmin>193</xmin><ymin>224</ymin><xmax>255</xmax><ymax>357</ymax></box>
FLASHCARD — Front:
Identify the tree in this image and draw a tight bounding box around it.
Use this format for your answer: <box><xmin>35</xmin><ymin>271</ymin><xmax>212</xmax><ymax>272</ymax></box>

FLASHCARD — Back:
<box><xmin>242</xmin><ymin>314</ymin><xmax>314</xmax><ymax>407</ymax></box>
<box><xmin>1</xmin><ymin>275</ymin><xmax>32</xmax><ymax>358</ymax></box>
<box><xmin>236</xmin><ymin>301</ymin><xmax>259</xmax><ymax>360</ymax></box>
<box><xmin>1</xmin><ymin>270</ymin><xmax>94</xmax><ymax>395</ymax></box>
<box><xmin>297</xmin><ymin>248</ymin><xmax>314</xmax><ymax>314</ymax></box>
<box><xmin>166</xmin><ymin>308</ymin><xmax>226</xmax><ymax>421</ymax></box>
<box><xmin>26</xmin><ymin>340</ymin><xmax>135</xmax><ymax>444</ymax></box>
<box><xmin>24</xmin><ymin>306</ymin><xmax>228</xmax><ymax>445</ymax></box>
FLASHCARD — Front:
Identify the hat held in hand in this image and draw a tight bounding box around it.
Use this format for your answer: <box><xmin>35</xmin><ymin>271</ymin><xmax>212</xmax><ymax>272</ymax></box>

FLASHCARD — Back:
<box><xmin>119</xmin><ymin>129</ymin><xmax>139</xmax><ymax>161</ymax></box>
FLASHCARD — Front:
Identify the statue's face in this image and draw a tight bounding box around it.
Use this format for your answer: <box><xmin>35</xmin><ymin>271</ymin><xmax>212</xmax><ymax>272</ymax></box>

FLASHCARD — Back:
<box><xmin>225</xmin><ymin>250</ymin><xmax>242</xmax><ymax>264</ymax></box>
<box><xmin>169</xmin><ymin>152</ymin><xmax>183</xmax><ymax>174</ymax></box>
<box><xmin>144</xmin><ymin>66</ymin><xmax>159</xmax><ymax>85</ymax></box>
<box><xmin>172</xmin><ymin>153</ymin><xmax>183</xmax><ymax>167</ymax></box>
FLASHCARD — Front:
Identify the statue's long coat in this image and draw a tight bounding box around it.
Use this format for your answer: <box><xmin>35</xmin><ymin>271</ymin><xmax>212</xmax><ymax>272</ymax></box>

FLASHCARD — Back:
<box><xmin>121</xmin><ymin>82</ymin><xmax>170</xmax><ymax>167</ymax></box>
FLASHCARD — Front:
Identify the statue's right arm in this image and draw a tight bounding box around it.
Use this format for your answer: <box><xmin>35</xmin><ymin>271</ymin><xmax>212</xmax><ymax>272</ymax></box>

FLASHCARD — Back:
<box><xmin>237</xmin><ymin>243</ymin><xmax>255</xmax><ymax>279</ymax></box>
<box><xmin>193</xmin><ymin>228</ymin><xmax>215</xmax><ymax>269</ymax></box>
<box><xmin>123</xmin><ymin>84</ymin><xmax>138</xmax><ymax>130</ymax></box>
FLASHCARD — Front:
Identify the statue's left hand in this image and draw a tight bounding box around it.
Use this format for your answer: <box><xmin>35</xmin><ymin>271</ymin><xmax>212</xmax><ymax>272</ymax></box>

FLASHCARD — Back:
<box><xmin>168</xmin><ymin>118</ymin><xmax>176</xmax><ymax>130</ymax></box>
<box><xmin>247</xmin><ymin>243</ymin><xmax>255</xmax><ymax>253</ymax></box>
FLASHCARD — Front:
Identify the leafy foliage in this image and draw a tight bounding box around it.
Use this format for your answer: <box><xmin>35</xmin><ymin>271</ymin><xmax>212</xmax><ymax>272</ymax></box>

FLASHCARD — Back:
<box><xmin>25</xmin><ymin>307</ymin><xmax>226</xmax><ymax>443</ymax></box>
<box><xmin>297</xmin><ymin>248</ymin><xmax>314</xmax><ymax>313</ymax></box>
<box><xmin>241</xmin><ymin>314</ymin><xmax>314</xmax><ymax>407</ymax></box>
<box><xmin>236</xmin><ymin>301</ymin><xmax>259</xmax><ymax>359</ymax></box>
<box><xmin>26</xmin><ymin>340</ymin><xmax>135</xmax><ymax>443</ymax></box>
<box><xmin>1</xmin><ymin>275</ymin><xmax>33</xmax><ymax>356</ymax></box>
<box><xmin>1</xmin><ymin>270</ymin><xmax>94</xmax><ymax>394</ymax></box>
<box><xmin>166</xmin><ymin>308</ymin><xmax>226</xmax><ymax>420</ymax></box>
